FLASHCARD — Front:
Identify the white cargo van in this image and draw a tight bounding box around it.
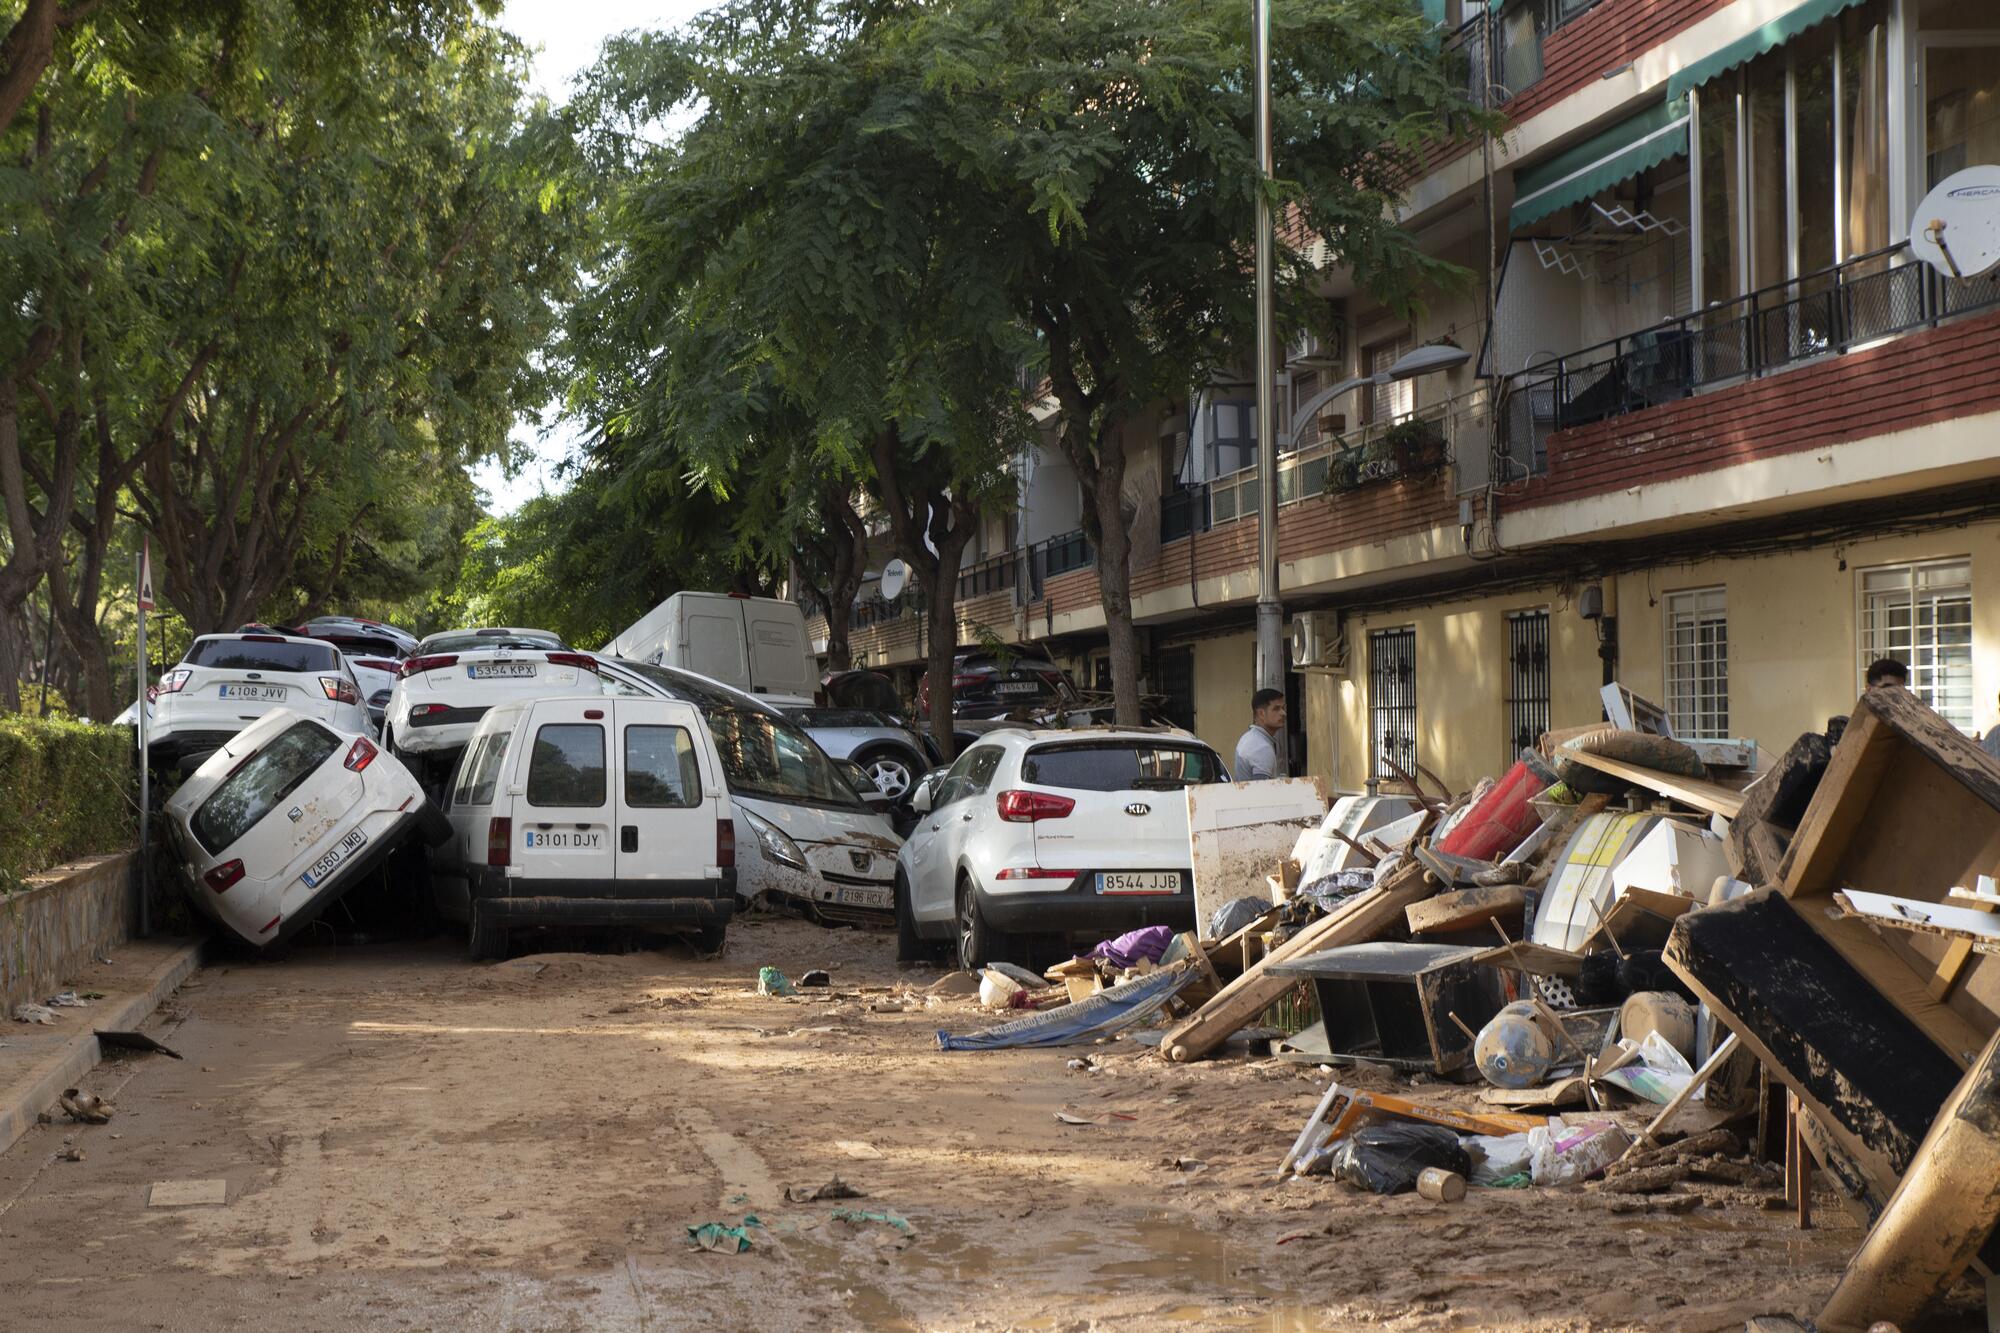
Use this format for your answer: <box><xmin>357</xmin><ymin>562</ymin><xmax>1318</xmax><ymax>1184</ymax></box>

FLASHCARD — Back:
<box><xmin>601</xmin><ymin>593</ymin><xmax>815</xmax><ymax>704</ymax></box>
<box><xmin>431</xmin><ymin>696</ymin><xmax>738</xmax><ymax>958</ymax></box>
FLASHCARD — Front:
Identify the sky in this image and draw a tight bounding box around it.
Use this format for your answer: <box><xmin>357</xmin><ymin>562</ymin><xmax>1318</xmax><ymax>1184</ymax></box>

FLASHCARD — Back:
<box><xmin>471</xmin><ymin>0</ymin><xmax>709</xmax><ymax>515</ymax></box>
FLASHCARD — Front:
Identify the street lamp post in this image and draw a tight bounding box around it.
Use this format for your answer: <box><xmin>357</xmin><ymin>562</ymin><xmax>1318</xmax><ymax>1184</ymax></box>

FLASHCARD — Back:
<box><xmin>1252</xmin><ymin>0</ymin><xmax>1284</xmax><ymax>694</ymax></box>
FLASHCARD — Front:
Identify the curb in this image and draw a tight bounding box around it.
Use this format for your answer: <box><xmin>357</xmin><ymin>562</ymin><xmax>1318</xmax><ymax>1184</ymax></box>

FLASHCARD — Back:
<box><xmin>0</xmin><ymin>939</ymin><xmax>203</xmax><ymax>1159</ymax></box>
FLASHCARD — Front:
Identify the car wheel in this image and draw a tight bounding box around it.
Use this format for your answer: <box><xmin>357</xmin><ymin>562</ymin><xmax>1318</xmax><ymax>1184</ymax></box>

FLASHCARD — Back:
<box><xmin>695</xmin><ymin>921</ymin><xmax>728</xmax><ymax>955</ymax></box>
<box><xmin>956</xmin><ymin>878</ymin><xmax>1012</xmax><ymax>970</ymax></box>
<box><xmin>857</xmin><ymin>747</ymin><xmax>917</xmax><ymax>804</ymax></box>
<box><xmin>467</xmin><ymin>901</ymin><xmax>509</xmax><ymax>962</ymax></box>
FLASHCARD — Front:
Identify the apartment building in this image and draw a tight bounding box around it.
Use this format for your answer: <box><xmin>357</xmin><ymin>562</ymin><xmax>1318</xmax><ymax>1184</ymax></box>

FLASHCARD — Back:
<box><xmin>810</xmin><ymin>0</ymin><xmax>2000</xmax><ymax>795</ymax></box>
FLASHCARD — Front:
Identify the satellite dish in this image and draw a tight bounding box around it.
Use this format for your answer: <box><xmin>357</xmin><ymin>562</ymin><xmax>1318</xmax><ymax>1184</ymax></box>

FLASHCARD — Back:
<box><xmin>880</xmin><ymin>559</ymin><xmax>908</xmax><ymax>602</ymax></box>
<box><xmin>1910</xmin><ymin>166</ymin><xmax>2000</xmax><ymax>281</ymax></box>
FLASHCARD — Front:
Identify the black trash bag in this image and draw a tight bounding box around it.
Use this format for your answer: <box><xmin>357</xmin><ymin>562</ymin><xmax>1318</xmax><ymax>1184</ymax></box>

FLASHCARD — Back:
<box><xmin>1577</xmin><ymin>947</ymin><xmax>1695</xmax><ymax>1005</ymax></box>
<box><xmin>1329</xmin><ymin>1123</ymin><xmax>1471</xmax><ymax>1196</ymax></box>
<box><xmin>1575</xmin><ymin>949</ymin><xmax>1626</xmax><ymax>1007</ymax></box>
<box><xmin>1209</xmin><ymin>895</ymin><xmax>1273</xmax><ymax>941</ymax></box>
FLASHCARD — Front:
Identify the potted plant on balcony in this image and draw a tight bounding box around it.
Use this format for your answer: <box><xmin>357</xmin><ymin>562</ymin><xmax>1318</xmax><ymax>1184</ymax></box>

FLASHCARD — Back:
<box><xmin>1382</xmin><ymin>418</ymin><xmax>1447</xmax><ymax>477</ymax></box>
<box><xmin>1325</xmin><ymin>448</ymin><xmax>1362</xmax><ymax>493</ymax></box>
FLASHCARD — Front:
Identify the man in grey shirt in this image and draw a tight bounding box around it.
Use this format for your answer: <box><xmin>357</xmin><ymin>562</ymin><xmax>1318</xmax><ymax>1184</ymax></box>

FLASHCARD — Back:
<box><xmin>1233</xmin><ymin>688</ymin><xmax>1288</xmax><ymax>782</ymax></box>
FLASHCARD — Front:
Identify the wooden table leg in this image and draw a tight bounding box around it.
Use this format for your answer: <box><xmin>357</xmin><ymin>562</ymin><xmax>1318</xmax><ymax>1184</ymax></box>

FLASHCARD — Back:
<box><xmin>1786</xmin><ymin>1091</ymin><xmax>1812</xmax><ymax>1231</ymax></box>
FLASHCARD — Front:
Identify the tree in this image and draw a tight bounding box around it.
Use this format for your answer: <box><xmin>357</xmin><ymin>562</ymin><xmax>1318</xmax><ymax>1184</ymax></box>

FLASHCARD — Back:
<box><xmin>570</xmin><ymin>2</ymin><xmax>1028</xmax><ymax>757</ymax></box>
<box><xmin>889</xmin><ymin>0</ymin><xmax>1486</xmax><ymax>723</ymax></box>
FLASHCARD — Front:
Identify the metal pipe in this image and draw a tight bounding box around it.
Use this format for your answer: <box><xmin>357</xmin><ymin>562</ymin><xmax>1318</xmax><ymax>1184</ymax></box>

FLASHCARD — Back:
<box><xmin>1252</xmin><ymin>0</ymin><xmax>1284</xmax><ymax>692</ymax></box>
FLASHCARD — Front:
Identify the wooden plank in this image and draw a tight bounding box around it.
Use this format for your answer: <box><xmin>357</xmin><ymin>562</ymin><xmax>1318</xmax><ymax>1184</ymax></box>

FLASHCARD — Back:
<box><xmin>1466</xmin><ymin>939</ymin><xmax>1584</xmax><ymax>978</ymax></box>
<box><xmin>1834</xmin><ymin>888</ymin><xmax>2000</xmax><ymax>954</ymax></box>
<box><xmin>1480</xmin><ymin>1076</ymin><xmax>1587</xmax><ymax>1108</ymax></box>
<box><xmin>1822</xmin><ymin>1027</ymin><xmax>2000</xmax><ymax>1333</ymax></box>
<box><xmin>1557</xmin><ymin>748</ymin><xmax>1745</xmax><ymax>819</ymax></box>
<box><xmin>1583</xmin><ymin>886</ymin><xmax>1698</xmax><ymax>952</ymax></box>
<box><xmin>1406</xmin><ymin>885</ymin><xmax>1524</xmax><ymax>936</ymax></box>
<box><xmin>1163</xmin><ymin>862</ymin><xmax>1433</xmax><ymax>1063</ymax></box>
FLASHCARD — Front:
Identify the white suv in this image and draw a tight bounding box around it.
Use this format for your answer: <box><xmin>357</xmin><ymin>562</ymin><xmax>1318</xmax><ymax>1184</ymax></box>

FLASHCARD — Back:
<box><xmin>151</xmin><ymin>633</ymin><xmax>369</xmax><ymax>771</ymax></box>
<box><xmin>895</xmin><ymin>728</ymin><xmax>1228</xmax><ymax>968</ymax></box>
<box><xmin>382</xmin><ymin>628</ymin><xmax>603</xmax><ymax>784</ymax></box>
<box><xmin>164</xmin><ymin>709</ymin><xmax>446</xmax><ymax>948</ymax></box>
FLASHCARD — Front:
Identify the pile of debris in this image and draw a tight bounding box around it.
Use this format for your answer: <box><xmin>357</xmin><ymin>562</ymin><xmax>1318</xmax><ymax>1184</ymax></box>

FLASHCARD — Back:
<box><xmin>936</xmin><ymin>680</ymin><xmax>2000</xmax><ymax>1331</ymax></box>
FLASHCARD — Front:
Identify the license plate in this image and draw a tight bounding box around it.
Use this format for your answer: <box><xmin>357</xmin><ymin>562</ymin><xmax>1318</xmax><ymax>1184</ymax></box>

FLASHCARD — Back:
<box><xmin>835</xmin><ymin>886</ymin><xmax>893</xmax><ymax>910</ymax></box>
<box><xmin>995</xmin><ymin>681</ymin><xmax>1039</xmax><ymax>695</ymax></box>
<box><xmin>1096</xmin><ymin>871</ymin><xmax>1180</xmax><ymax>895</ymax></box>
<box><xmin>301</xmin><ymin>828</ymin><xmax>367</xmax><ymax>888</ymax></box>
<box><xmin>468</xmin><ymin>662</ymin><xmax>536</xmax><ymax>679</ymax></box>
<box><xmin>219</xmin><ymin>684</ymin><xmax>287</xmax><ymax>701</ymax></box>
<box><xmin>523</xmin><ymin>829</ymin><xmax>603</xmax><ymax>850</ymax></box>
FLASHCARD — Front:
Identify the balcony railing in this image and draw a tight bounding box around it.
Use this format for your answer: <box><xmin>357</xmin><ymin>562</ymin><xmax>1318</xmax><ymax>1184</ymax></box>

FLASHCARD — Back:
<box><xmin>956</xmin><ymin>551</ymin><xmax>1019</xmax><ymax>600</ymax></box>
<box><xmin>1497</xmin><ymin>243</ymin><xmax>2000</xmax><ymax>477</ymax></box>
<box><xmin>850</xmin><ymin>597</ymin><xmax>907</xmax><ymax>630</ymax></box>
<box><xmin>1488</xmin><ymin>0</ymin><xmax>1604</xmax><ymax>103</ymax></box>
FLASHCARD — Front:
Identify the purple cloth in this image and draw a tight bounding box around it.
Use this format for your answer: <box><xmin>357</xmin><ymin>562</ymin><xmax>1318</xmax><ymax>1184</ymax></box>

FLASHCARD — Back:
<box><xmin>1089</xmin><ymin>925</ymin><xmax>1175</xmax><ymax>970</ymax></box>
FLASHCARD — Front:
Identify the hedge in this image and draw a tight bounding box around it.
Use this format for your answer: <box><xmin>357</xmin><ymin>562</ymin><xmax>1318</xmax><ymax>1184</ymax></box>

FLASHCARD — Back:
<box><xmin>0</xmin><ymin>715</ymin><xmax>136</xmax><ymax>890</ymax></box>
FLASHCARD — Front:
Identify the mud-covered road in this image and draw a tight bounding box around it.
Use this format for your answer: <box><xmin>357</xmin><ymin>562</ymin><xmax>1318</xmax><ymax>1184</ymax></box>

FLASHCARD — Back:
<box><xmin>0</xmin><ymin>919</ymin><xmax>1865</xmax><ymax>1331</ymax></box>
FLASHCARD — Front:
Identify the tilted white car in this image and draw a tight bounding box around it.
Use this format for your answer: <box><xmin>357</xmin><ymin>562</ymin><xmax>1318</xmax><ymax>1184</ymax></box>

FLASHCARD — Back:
<box><xmin>164</xmin><ymin>709</ymin><xmax>448</xmax><ymax>948</ymax></box>
<box><xmin>895</xmin><ymin>728</ymin><xmax>1228</xmax><ymax>968</ymax></box>
<box><xmin>150</xmin><ymin>633</ymin><xmax>369</xmax><ymax>771</ymax></box>
<box><xmin>596</xmin><ymin>658</ymin><xmax>904</xmax><ymax>924</ymax></box>
<box><xmin>382</xmin><ymin>628</ymin><xmax>603</xmax><ymax>783</ymax></box>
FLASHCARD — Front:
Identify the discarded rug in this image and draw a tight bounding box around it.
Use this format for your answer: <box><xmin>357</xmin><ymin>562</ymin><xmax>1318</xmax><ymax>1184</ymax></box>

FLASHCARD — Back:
<box><xmin>935</xmin><ymin>961</ymin><xmax>1197</xmax><ymax>1052</ymax></box>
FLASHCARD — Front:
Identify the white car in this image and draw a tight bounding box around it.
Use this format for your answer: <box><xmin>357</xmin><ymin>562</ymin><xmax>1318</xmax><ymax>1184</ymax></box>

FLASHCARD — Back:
<box><xmin>163</xmin><ymin>709</ymin><xmax>447</xmax><ymax>948</ymax></box>
<box><xmin>596</xmin><ymin>658</ymin><xmax>904</xmax><ymax>924</ymax></box>
<box><xmin>431</xmin><ymin>695</ymin><xmax>738</xmax><ymax>958</ymax></box>
<box><xmin>150</xmin><ymin>633</ymin><xmax>369</xmax><ymax>771</ymax></box>
<box><xmin>895</xmin><ymin>728</ymin><xmax>1228</xmax><ymax>968</ymax></box>
<box><xmin>382</xmin><ymin>628</ymin><xmax>602</xmax><ymax>781</ymax></box>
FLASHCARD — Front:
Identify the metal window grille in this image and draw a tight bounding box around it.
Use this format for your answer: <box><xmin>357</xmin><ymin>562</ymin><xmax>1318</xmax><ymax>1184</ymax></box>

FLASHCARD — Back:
<box><xmin>1369</xmin><ymin>627</ymin><xmax>1418</xmax><ymax>784</ymax></box>
<box><xmin>1505</xmin><ymin>611</ymin><xmax>1551</xmax><ymax>762</ymax></box>
<box><xmin>1859</xmin><ymin>560</ymin><xmax>1974</xmax><ymax>730</ymax></box>
<box><xmin>1665</xmin><ymin>588</ymin><xmax>1729</xmax><ymax>739</ymax></box>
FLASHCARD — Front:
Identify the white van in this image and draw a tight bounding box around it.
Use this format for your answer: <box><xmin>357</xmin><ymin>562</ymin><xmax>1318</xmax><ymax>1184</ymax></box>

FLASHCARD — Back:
<box><xmin>601</xmin><ymin>593</ymin><xmax>816</xmax><ymax>704</ymax></box>
<box><xmin>430</xmin><ymin>696</ymin><xmax>738</xmax><ymax>959</ymax></box>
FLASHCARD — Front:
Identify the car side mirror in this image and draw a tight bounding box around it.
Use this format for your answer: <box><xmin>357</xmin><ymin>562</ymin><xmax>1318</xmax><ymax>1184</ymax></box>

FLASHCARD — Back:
<box><xmin>911</xmin><ymin>784</ymin><xmax>933</xmax><ymax>816</ymax></box>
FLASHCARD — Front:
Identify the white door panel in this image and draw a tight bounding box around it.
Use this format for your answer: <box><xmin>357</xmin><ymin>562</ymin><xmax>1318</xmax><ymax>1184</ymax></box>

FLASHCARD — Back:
<box><xmin>513</xmin><ymin>704</ymin><xmax>615</xmax><ymax>880</ymax></box>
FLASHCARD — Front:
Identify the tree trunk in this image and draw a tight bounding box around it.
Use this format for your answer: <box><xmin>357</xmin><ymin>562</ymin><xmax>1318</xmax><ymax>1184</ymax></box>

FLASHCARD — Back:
<box><xmin>924</xmin><ymin>532</ymin><xmax>968</xmax><ymax>761</ymax></box>
<box><xmin>1091</xmin><ymin>454</ymin><xmax>1145</xmax><ymax>727</ymax></box>
<box><xmin>0</xmin><ymin>0</ymin><xmax>61</xmax><ymax>141</ymax></box>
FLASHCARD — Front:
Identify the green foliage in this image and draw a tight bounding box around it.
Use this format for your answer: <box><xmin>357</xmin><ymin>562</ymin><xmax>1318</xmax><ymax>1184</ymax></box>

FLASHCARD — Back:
<box><xmin>0</xmin><ymin>716</ymin><xmax>136</xmax><ymax>889</ymax></box>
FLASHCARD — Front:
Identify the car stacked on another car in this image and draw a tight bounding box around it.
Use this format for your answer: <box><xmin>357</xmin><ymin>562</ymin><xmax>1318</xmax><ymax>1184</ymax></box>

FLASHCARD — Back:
<box><xmin>163</xmin><ymin>708</ymin><xmax>448</xmax><ymax>948</ymax></box>
<box><xmin>295</xmin><ymin>618</ymin><xmax>420</xmax><ymax>737</ymax></box>
<box><xmin>149</xmin><ymin>632</ymin><xmax>370</xmax><ymax>772</ymax></box>
<box><xmin>919</xmin><ymin>651</ymin><xmax>1080</xmax><ymax>720</ymax></box>
<box><xmin>780</xmin><ymin>706</ymin><xmax>932</xmax><ymax>806</ymax></box>
<box><xmin>895</xmin><ymin>727</ymin><xmax>1227</xmax><ymax>968</ymax></box>
<box><xmin>383</xmin><ymin>627</ymin><xmax>603</xmax><ymax>789</ymax></box>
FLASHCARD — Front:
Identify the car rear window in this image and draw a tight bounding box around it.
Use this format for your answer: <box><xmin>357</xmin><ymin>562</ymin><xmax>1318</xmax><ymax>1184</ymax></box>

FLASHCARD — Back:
<box><xmin>184</xmin><ymin>638</ymin><xmax>338</xmax><ymax>673</ymax></box>
<box><xmin>1020</xmin><ymin>742</ymin><xmax>1223</xmax><ymax>792</ymax></box>
<box><xmin>625</xmin><ymin>725</ymin><xmax>701</xmax><ymax>808</ymax></box>
<box><xmin>527</xmin><ymin>723</ymin><xmax>605</xmax><ymax>807</ymax></box>
<box><xmin>424</xmin><ymin>631</ymin><xmax>564</xmax><ymax>654</ymax></box>
<box><xmin>190</xmin><ymin>722</ymin><xmax>342</xmax><ymax>853</ymax></box>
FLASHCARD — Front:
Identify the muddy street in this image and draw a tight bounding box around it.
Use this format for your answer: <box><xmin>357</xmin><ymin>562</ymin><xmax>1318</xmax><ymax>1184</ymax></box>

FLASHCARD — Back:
<box><xmin>0</xmin><ymin>920</ymin><xmax>1860</xmax><ymax>1331</ymax></box>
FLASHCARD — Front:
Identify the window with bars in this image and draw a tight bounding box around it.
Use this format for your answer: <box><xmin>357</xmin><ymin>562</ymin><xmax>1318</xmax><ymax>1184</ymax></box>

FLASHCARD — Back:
<box><xmin>1859</xmin><ymin>559</ymin><xmax>1974</xmax><ymax>729</ymax></box>
<box><xmin>1369</xmin><ymin>627</ymin><xmax>1418</xmax><ymax>784</ymax></box>
<box><xmin>1664</xmin><ymin>588</ymin><xmax>1729</xmax><ymax>739</ymax></box>
<box><xmin>1505</xmin><ymin>611</ymin><xmax>1551</xmax><ymax>762</ymax></box>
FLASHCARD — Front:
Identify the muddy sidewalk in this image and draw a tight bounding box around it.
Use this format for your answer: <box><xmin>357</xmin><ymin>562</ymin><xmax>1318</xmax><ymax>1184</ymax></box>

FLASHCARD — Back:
<box><xmin>0</xmin><ymin>919</ymin><xmax>1858</xmax><ymax>1331</ymax></box>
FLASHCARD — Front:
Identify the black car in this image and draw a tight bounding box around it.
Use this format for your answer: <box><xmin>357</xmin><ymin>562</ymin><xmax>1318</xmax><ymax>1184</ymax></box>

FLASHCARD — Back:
<box><xmin>921</xmin><ymin>652</ymin><xmax>1079</xmax><ymax>719</ymax></box>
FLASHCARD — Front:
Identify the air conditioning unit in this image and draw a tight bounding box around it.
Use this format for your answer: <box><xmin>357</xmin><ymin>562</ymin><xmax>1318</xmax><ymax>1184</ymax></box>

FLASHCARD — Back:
<box><xmin>1288</xmin><ymin>331</ymin><xmax>1339</xmax><ymax>371</ymax></box>
<box><xmin>1288</xmin><ymin>615</ymin><xmax>1321</xmax><ymax>668</ymax></box>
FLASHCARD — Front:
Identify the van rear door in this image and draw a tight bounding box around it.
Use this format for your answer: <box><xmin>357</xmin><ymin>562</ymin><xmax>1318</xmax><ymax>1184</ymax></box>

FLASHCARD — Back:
<box><xmin>741</xmin><ymin>600</ymin><xmax>814</xmax><ymax>698</ymax></box>
<box><xmin>676</xmin><ymin>595</ymin><xmax>751</xmax><ymax>690</ymax></box>
<box><xmin>613</xmin><ymin>700</ymin><xmax>719</xmax><ymax>880</ymax></box>
<box><xmin>512</xmin><ymin>702</ymin><xmax>616</xmax><ymax>881</ymax></box>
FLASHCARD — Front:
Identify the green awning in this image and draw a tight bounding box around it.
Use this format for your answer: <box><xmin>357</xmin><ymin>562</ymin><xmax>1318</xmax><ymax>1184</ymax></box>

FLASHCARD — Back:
<box><xmin>1665</xmin><ymin>0</ymin><xmax>1867</xmax><ymax>100</ymax></box>
<box><xmin>1509</xmin><ymin>97</ymin><xmax>1690</xmax><ymax>231</ymax></box>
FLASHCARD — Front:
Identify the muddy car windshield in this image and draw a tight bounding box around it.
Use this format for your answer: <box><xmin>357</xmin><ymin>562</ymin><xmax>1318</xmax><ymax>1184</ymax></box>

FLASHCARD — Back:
<box><xmin>190</xmin><ymin>722</ymin><xmax>342</xmax><ymax>853</ymax></box>
<box><xmin>184</xmin><ymin>638</ymin><xmax>340</xmax><ymax>673</ymax></box>
<box><xmin>704</xmin><ymin>708</ymin><xmax>862</xmax><ymax>807</ymax></box>
<box><xmin>1021</xmin><ymin>742</ymin><xmax>1225</xmax><ymax>792</ymax></box>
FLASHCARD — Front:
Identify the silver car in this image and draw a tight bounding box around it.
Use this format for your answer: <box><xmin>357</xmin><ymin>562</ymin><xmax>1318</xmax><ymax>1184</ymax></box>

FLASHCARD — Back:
<box><xmin>780</xmin><ymin>707</ymin><xmax>934</xmax><ymax>806</ymax></box>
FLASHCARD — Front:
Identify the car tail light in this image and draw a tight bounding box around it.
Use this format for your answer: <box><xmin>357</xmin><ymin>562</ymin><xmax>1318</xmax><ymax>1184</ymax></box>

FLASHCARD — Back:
<box><xmin>545</xmin><ymin>652</ymin><xmax>598</xmax><ymax>672</ymax></box>
<box><xmin>953</xmin><ymin>673</ymin><xmax>981</xmax><ymax>689</ymax></box>
<box><xmin>996</xmin><ymin>790</ymin><xmax>1076</xmax><ymax>822</ymax></box>
<box><xmin>411</xmin><ymin>703</ymin><xmax>449</xmax><ymax>718</ymax></box>
<box><xmin>343</xmin><ymin>737</ymin><xmax>378</xmax><ymax>772</ymax></box>
<box><xmin>354</xmin><ymin>658</ymin><xmax>401</xmax><ymax>673</ymax></box>
<box><xmin>242</xmin><ymin>634</ymin><xmax>287</xmax><ymax>643</ymax></box>
<box><xmin>994</xmin><ymin>866</ymin><xmax>1081</xmax><ymax>880</ymax></box>
<box><xmin>156</xmin><ymin>669</ymin><xmax>191</xmax><ymax>694</ymax></box>
<box><xmin>717</xmin><ymin>820</ymin><xmax>736</xmax><ymax>869</ymax></box>
<box><xmin>204</xmin><ymin>859</ymin><xmax>245</xmax><ymax>893</ymax></box>
<box><xmin>487</xmin><ymin>817</ymin><xmax>511</xmax><ymax>867</ymax></box>
<box><xmin>320</xmin><ymin>676</ymin><xmax>360</xmax><ymax>704</ymax></box>
<box><xmin>400</xmin><ymin>654</ymin><xmax>458</xmax><ymax>677</ymax></box>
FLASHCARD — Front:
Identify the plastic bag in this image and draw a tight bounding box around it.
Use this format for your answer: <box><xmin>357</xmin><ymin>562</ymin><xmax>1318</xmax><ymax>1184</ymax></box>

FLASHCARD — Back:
<box><xmin>1527</xmin><ymin>1120</ymin><xmax>1633</xmax><ymax>1186</ymax></box>
<box><xmin>1464</xmin><ymin>1132</ymin><xmax>1534</xmax><ymax>1187</ymax></box>
<box><xmin>1598</xmin><ymin>1030</ymin><xmax>1698</xmax><ymax>1105</ymax></box>
<box><xmin>1329</xmin><ymin>1123</ymin><xmax>1472</xmax><ymax>1196</ymax></box>
<box><xmin>1208</xmin><ymin>895</ymin><xmax>1272</xmax><ymax>941</ymax></box>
